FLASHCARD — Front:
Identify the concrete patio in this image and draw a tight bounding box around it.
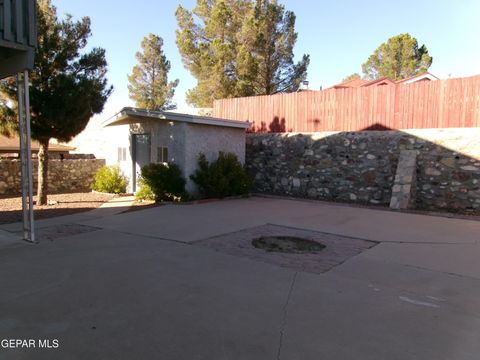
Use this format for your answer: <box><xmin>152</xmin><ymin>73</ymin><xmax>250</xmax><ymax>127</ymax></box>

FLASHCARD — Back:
<box><xmin>1</xmin><ymin>196</ymin><xmax>479</xmax><ymax>359</ymax></box>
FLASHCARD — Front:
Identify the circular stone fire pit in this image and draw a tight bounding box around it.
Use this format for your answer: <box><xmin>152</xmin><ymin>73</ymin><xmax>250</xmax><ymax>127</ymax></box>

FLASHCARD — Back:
<box><xmin>252</xmin><ymin>236</ymin><xmax>325</xmax><ymax>254</ymax></box>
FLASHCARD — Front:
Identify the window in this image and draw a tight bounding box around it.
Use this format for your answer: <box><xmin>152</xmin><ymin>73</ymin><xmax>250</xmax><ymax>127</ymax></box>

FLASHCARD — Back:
<box><xmin>117</xmin><ymin>147</ymin><xmax>127</xmax><ymax>162</ymax></box>
<box><xmin>157</xmin><ymin>147</ymin><xmax>168</xmax><ymax>163</ymax></box>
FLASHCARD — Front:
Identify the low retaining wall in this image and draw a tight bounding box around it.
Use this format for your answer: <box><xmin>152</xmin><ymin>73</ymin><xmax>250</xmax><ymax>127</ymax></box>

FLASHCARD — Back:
<box><xmin>246</xmin><ymin>128</ymin><xmax>480</xmax><ymax>213</ymax></box>
<box><xmin>0</xmin><ymin>159</ymin><xmax>105</xmax><ymax>195</ymax></box>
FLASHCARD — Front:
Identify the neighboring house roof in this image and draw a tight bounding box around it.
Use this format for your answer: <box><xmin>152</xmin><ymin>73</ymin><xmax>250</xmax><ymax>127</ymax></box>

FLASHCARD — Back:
<box><xmin>332</xmin><ymin>77</ymin><xmax>395</xmax><ymax>89</ymax></box>
<box><xmin>332</xmin><ymin>78</ymin><xmax>369</xmax><ymax>89</ymax></box>
<box><xmin>362</xmin><ymin>77</ymin><xmax>396</xmax><ymax>87</ymax></box>
<box><xmin>396</xmin><ymin>72</ymin><xmax>439</xmax><ymax>84</ymax></box>
<box><xmin>104</xmin><ymin>107</ymin><xmax>251</xmax><ymax>129</ymax></box>
<box><xmin>332</xmin><ymin>72</ymin><xmax>439</xmax><ymax>89</ymax></box>
<box><xmin>0</xmin><ymin>135</ymin><xmax>75</xmax><ymax>153</ymax></box>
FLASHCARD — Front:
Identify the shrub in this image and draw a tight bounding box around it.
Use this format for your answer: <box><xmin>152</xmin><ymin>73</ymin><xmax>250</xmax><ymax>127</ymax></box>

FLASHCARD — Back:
<box><xmin>135</xmin><ymin>179</ymin><xmax>155</xmax><ymax>201</ymax></box>
<box><xmin>140</xmin><ymin>162</ymin><xmax>186</xmax><ymax>201</ymax></box>
<box><xmin>92</xmin><ymin>165</ymin><xmax>127</xmax><ymax>194</ymax></box>
<box><xmin>190</xmin><ymin>152</ymin><xmax>251</xmax><ymax>198</ymax></box>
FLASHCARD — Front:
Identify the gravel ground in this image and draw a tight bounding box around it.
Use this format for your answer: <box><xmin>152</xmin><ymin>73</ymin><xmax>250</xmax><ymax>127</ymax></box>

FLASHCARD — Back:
<box><xmin>0</xmin><ymin>192</ymin><xmax>115</xmax><ymax>225</ymax></box>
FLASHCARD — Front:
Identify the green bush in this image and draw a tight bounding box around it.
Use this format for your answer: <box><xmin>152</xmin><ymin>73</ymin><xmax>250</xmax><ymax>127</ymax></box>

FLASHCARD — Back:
<box><xmin>92</xmin><ymin>165</ymin><xmax>128</xmax><ymax>194</ymax></box>
<box><xmin>140</xmin><ymin>162</ymin><xmax>186</xmax><ymax>202</ymax></box>
<box><xmin>190</xmin><ymin>152</ymin><xmax>251</xmax><ymax>198</ymax></box>
<box><xmin>135</xmin><ymin>179</ymin><xmax>155</xmax><ymax>201</ymax></box>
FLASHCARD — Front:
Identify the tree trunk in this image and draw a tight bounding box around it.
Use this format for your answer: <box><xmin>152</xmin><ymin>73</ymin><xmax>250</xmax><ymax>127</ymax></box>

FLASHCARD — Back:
<box><xmin>37</xmin><ymin>140</ymin><xmax>49</xmax><ymax>205</ymax></box>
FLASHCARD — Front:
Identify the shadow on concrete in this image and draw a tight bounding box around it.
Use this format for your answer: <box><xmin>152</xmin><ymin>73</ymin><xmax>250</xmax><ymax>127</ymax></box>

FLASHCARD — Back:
<box><xmin>0</xmin><ymin>197</ymin><xmax>135</xmax><ymax>225</ymax></box>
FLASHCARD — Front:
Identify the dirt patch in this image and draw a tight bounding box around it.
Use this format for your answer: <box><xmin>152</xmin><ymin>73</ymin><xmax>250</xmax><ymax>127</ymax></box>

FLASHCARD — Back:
<box><xmin>252</xmin><ymin>236</ymin><xmax>325</xmax><ymax>253</ymax></box>
<box><xmin>0</xmin><ymin>192</ymin><xmax>115</xmax><ymax>224</ymax></box>
<box><xmin>195</xmin><ymin>224</ymin><xmax>377</xmax><ymax>274</ymax></box>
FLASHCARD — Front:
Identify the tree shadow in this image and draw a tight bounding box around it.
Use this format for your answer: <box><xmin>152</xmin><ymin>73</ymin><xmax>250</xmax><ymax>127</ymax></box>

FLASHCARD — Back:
<box><xmin>0</xmin><ymin>194</ymin><xmax>128</xmax><ymax>225</ymax></box>
<box><xmin>247</xmin><ymin>116</ymin><xmax>292</xmax><ymax>133</ymax></box>
<box><xmin>0</xmin><ymin>207</ymin><xmax>101</xmax><ymax>225</ymax></box>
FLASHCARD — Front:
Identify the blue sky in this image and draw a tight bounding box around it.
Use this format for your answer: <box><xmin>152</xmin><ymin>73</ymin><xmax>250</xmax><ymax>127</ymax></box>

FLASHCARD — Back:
<box><xmin>54</xmin><ymin>0</ymin><xmax>480</xmax><ymax>119</ymax></box>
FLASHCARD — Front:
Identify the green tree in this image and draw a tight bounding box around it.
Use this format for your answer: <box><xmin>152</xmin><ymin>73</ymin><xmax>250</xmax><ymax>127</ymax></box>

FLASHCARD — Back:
<box><xmin>176</xmin><ymin>0</ymin><xmax>248</xmax><ymax>107</ymax></box>
<box><xmin>128</xmin><ymin>34</ymin><xmax>179</xmax><ymax>110</ymax></box>
<box><xmin>0</xmin><ymin>0</ymin><xmax>112</xmax><ymax>205</ymax></box>
<box><xmin>237</xmin><ymin>0</ymin><xmax>310</xmax><ymax>95</ymax></box>
<box><xmin>362</xmin><ymin>33</ymin><xmax>432</xmax><ymax>80</ymax></box>
<box><xmin>341</xmin><ymin>73</ymin><xmax>361</xmax><ymax>82</ymax></box>
<box><xmin>175</xmin><ymin>0</ymin><xmax>309</xmax><ymax>107</ymax></box>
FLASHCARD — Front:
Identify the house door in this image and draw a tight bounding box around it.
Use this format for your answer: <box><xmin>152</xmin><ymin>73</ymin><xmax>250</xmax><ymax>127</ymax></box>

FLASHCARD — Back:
<box><xmin>132</xmin><ymin>134</ymin><xmax>151</xmax><ymax>192</ymax></box>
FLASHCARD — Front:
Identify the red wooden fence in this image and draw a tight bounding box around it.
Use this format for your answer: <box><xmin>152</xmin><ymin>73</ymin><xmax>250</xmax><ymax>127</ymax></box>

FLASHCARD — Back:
<box><xmin>213</xmin><ymin>75</ymin><xmax>480</xmax><ymax>132</ymax></box>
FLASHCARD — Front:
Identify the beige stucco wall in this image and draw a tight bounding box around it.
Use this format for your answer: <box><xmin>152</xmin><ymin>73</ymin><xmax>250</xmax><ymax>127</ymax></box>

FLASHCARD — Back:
<box><xmin>183</xmin><ymin>123</ymin><xmax>246</xmax><ymax>192</ymax></box>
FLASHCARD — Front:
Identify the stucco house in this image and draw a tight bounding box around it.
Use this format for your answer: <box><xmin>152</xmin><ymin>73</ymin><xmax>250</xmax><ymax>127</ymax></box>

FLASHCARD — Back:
<box><xmin>103</xmin><ymin>107</ymin><xmax>250</xmax><ymax>193</ymax></box>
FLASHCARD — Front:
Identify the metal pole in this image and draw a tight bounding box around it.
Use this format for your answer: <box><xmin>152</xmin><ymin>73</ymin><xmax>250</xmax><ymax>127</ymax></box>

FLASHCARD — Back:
<box><xmin>16</xmin><ymin>71</ymin><xmax>35</xmax><ymax>243</ymax></box>
<box><xmin>23</xmin><ymin>70</ymin><xmax>35</xmax><ymax>242</ymax></box>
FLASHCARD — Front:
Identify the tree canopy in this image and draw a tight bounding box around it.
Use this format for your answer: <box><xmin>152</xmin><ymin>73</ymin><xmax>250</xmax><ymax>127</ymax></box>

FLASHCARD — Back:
<box><xmin>175</xmin><ymin>0</ymin><xmax>309</xmax><ymax>107</ymax></box>
<box><xmin>0</xmin><ymin>0</ymin><xmax>112</xmax><ymax>204</ymax></box>
<box><xmin>362</xmin><ymin>33</ymin><xmax>432</xmax><ymax>80</ymax></box>
<box><xmin>128</xmin><ymin>34</ymin><xmax>179</xmax><ymax>110</ymax></box>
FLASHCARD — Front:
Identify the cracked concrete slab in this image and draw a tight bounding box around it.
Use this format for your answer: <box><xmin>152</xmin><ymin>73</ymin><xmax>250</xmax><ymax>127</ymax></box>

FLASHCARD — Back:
<box><xmin>280</xmin><ymin>271</ymin><xmax>480</xmax><ymax>360</ymax></box>
<box><xmin>349</xmin><ymin>241</ymin><xmax>480</xmax><ymax>279</ymax></box>
<box><xmin>78</xmin><ymin>197</ymin><xmax>480</xmax><ymax>245</ymax></box>
<box><xmin>0</xmin><ymin>229</ymin><xmax>24</xmax><ymax>250</ymax></box>
<box><xmin>0</xmin><ymin>229</ymin><xmax>294</xmax><ymax>360</ymax></box>
<box><xmin>1</xmin><ymin>197</ymin><xmax>480</xmax><ymax>359</ymax></box>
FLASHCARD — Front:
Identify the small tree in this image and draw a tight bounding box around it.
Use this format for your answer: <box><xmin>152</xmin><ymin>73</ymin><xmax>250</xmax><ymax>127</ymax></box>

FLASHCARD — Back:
<box><xmin>0</xmin><ymin>0</ymin><xmax>112</xmax><ymax>205</ymax></box>
<box><xmin>362</xmin><ymin>33</ymin><xmax>432</xmax><ymax>80</ymax></box>
<box><xmin>128</xmin><ymin>34</ymin><xmax>179</xmax><ymax>110</ymax></box>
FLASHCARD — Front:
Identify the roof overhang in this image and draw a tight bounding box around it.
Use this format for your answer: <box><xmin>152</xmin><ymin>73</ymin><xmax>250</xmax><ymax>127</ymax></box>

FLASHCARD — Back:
<box><xmin>103</xmin><ymin>107</ymin><xmax>251</xmax><ymax>129</ymax></box>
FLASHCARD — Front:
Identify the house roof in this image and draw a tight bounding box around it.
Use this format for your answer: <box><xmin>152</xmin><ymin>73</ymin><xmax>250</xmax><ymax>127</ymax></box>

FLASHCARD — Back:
<box><xmin>362</xmin><ymin>77</ymin><xmax>396</xmax><ymax>87</ymax></box>
<box><xmin>332</xmin><ymin>72</ymin><xmax>439</xmax><ymax>89</ymax></box>
<box><xmin>333</xmin><ymin>78</ymin><xmax>370</xmax><ymax>89</ymax></box>
<box><xmin>104</xmin><ymin>107</ymin><xmax>251</xmax><ymax>129</ymax></box>
<box><xmin>332</xmin><ymin>77</ymin><xmax>395</xmax><ymax>89</ymax></box>
<box><xmin>396</xmin><ymin>72</ymin><xmax>439</xmax><ymax>84</ymax></box>
<box><xmin>0</xmin><ymin>135</ymin><xmax>75</xmax><ymax>153</ymax></box>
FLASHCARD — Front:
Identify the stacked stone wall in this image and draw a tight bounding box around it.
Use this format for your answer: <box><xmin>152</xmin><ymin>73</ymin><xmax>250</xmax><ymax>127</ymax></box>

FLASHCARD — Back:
<box><xmin>0</xmin><ymin>159</ymin><xmax>105</xmax><ymax>195</ymax></box>
<box><xmin>246</xmin><ymin>128</ymin><xmax>480</xmax><ymax>213</ymax></box>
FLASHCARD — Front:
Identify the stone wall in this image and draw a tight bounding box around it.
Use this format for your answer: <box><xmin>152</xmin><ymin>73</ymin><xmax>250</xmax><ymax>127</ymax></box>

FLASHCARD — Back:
<box><xmin>0</xmin><ymin>159</ymin><xmax>105</xmax><ymax>195</ymax></box>
<box><xmin>246</xmin><ymin>128</ymin><xmax>480</xmax><ymax>213</ymax></box>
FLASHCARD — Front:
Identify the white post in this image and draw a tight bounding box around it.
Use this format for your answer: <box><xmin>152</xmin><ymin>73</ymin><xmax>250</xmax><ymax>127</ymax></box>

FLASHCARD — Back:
<box><xmin>17</xmin><ymin>70</ymin><xmax>35</xmax><ymax>243</ymax></box>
